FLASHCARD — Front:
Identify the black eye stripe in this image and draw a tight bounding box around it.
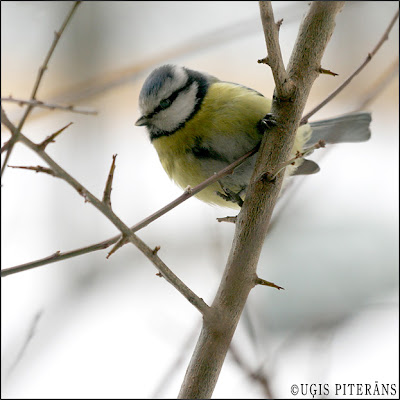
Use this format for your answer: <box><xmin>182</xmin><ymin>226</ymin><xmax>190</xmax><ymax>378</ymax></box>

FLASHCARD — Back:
<box><xmin>146</xmin><ymin>78</ymin><xmax>195</xmax><ymax>119</ymax></box>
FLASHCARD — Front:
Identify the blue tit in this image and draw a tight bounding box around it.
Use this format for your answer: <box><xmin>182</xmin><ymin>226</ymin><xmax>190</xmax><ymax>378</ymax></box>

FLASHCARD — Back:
<box><xmin>135</xmin><ymin>64</ymin><xmax>371</xmax><ymax>208</ymax></box>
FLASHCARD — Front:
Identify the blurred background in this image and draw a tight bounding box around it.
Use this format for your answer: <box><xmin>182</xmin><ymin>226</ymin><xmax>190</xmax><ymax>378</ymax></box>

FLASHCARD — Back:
<box><xmin>1</xmin><ymin>1</ymin><xmax>398</xmax><ymax>398</ymax></box>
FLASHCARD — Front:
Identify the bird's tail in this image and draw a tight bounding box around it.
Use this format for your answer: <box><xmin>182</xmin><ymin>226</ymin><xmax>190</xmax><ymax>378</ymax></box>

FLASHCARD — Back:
<box><xmin>293</xmin><ymin>111</ymin><xmax>371</xmax><ymax>176</ymax></box>
<box><xmin>307</xmin><ymin>111</ymin><xmax>371</xmax><ymax>146</ymax></box>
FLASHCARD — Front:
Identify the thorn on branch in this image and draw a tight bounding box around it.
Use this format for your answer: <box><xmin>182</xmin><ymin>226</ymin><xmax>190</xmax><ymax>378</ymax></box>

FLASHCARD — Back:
<box><xmin>8</xmin><ymin>165</ymin><xmax>56</xmax><ymax>177</ymax></box>
<box><xmin>38</xmin><ymin>122</ymin><xmax>73</xmax><ymax>150</ymax></box>
<box><xmin>318</xmin><ymin>67</ymin><xmax>339</xmax><ymax>77</ymax></box>
<box><xmin>106</xmin><ymin>235</ymin><xmax>128</xmax><ymax>259</ymax></box>
<box><xmin>102</xmin><ymin>154</ymin><xmax>117</xmax><ymax>208</ymax></box>
<box><xmin>152</xmin><ymin>245</ymin><xmax>161</xmax><ymax>255</ymax></box>
<box><xmin>276</xmin><ymin>18</ymin><xmax>283</xmax><ymax>31</ymax></box>
<box><xmin>156</xmin><ymin>272</ymin><xmax>163</xmax><ymax>278</ymax></box>
<box><xmin>255</xmin><ymin>276</ymin><xmax>284</xmax><ymax>291</ymax></box>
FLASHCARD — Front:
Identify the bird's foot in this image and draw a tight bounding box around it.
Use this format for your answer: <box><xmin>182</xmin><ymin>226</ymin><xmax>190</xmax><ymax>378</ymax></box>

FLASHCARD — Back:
<box><xmin>258</xmin><ymin>113</ymin><xmax>277</xmax><ymax>133</ymax></box>
<box><xmin>216</xmin><ymin>184</ymin><xmax>244</xmax><ymax>208</ymax></box>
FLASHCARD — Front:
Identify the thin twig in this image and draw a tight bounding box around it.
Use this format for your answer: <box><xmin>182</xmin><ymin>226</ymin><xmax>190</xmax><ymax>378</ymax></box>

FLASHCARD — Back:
<box><xmin>1</xmin><ymin>96</ymin><xmax>97</xmax><ymax>115</ymax></box>
<box><xmin>229</xmin><ymin>342</ymin><xmax>273</xmax><ymax>398</ymax></box>
<box><xmin>8</xmin><ymin>165</ymin><xmax>56</xmax><ymax>177</ymax></box>
<box><xmin>1</xmin><ymin>107</ymin><xmax>209</xmax><ymax>316</ymax></box>
<box><xmin>29</xmin><ymin>2</ymin><xmax>82</xmax><ymax>103</ymax></box>
<box><xmin>301</xmin><ymin>8</ymin><xmax>399</xmax><ymax>125</ymax></box>
<box><xmin>1</xmin><ymin>1</ymin><xmax>81</xmax><ymax>178</ymax></box>
<box><xmin>1</xmin><ymin>244</ymin><xmax>114</xmax><ymax>277</ymax></box>
<box><xmin>151</xmin><ymin>324</ymin><xmax>200</xmax><ymax>398</ymax></box>
<box><xmin>258</xmin><ymin>2</ymin><xmax>294</xmax><ymax>99</ymax></box>
<box><xmin>356</xmin><ymin>57</ymin><xmax>399</xmax><ymax>111</ymax></box>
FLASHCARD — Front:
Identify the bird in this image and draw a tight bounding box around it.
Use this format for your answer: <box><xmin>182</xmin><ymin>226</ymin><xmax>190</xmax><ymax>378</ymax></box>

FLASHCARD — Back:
<box><xmin>135</xmin><ymin>64</ymin><xmax>371</xmax><ymax>208</ymax></box>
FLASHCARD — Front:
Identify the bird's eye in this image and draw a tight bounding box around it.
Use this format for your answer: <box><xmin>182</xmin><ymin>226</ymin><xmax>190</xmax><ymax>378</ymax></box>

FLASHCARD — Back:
<box><xmin>159</xmin><ymin>98</ymin><xmax>171</xmax><ymax>109</ymax></box>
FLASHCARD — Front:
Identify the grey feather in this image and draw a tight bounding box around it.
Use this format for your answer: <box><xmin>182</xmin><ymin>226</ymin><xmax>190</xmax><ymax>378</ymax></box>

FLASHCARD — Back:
<box><xmin>307</xmin><ymin>111</ymin><xmax>371</xmax><ymax>146</ymax></box>
<box><xmin>292</xmin><ymin>159</ymin><xmax>320</xmax><ymax>175</ymax></box>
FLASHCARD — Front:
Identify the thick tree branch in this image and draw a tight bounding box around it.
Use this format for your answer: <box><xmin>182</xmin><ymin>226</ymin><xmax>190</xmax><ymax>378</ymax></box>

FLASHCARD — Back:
<box><xmin>178</xmin><ymin>2</ymin><xmax>345</xmax><ymax>398</ymax></box>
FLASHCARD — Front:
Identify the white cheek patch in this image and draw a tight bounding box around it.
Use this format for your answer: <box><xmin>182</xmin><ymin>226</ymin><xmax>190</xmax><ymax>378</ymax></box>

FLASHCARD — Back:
<box><xmin>152</xmin><ymin>82</ymin><xmax>198</xmax><ymax>132</ymax></box>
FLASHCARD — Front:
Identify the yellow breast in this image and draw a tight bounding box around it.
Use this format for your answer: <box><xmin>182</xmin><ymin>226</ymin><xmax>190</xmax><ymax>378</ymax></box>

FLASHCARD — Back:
<box><xmin>152</xmin><ymin>82</ymin><xmax>310</xmax><ymax>208</ymax></box>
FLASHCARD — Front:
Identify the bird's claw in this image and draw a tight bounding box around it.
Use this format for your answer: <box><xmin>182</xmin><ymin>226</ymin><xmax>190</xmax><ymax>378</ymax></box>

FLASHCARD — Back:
<box><xmin>261</xmin><ymin>113</ymin><xmax>277</xmax><ymax>130</ymax></box>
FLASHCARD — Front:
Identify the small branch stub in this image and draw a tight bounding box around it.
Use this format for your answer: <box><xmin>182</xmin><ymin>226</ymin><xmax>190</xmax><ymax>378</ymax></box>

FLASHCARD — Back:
<box><xmin>216</xmin><ymin>216</ymin><xmax>237</xmax><ymax>224</ymax></box>
<box><xmin>152</xmin><ymin>245</ymin><xmax>161</xmax><ymax>255</ymax></box>
<box><xmin>257</xmin><ymin>56</ymin><xmax>270</xmax><ymax>65</ymax></box>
